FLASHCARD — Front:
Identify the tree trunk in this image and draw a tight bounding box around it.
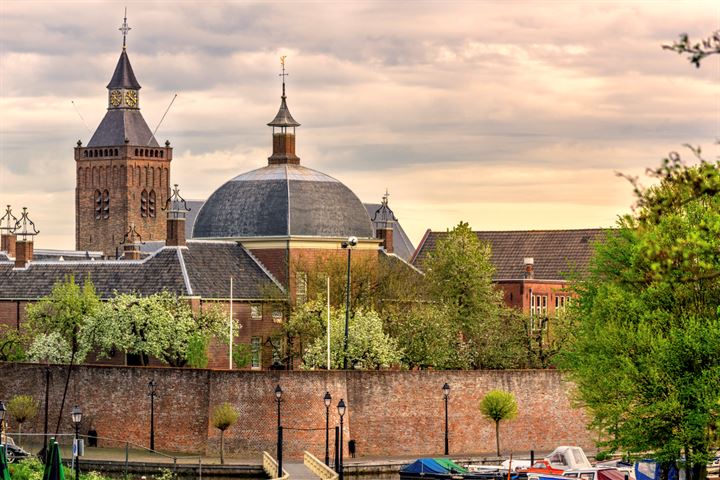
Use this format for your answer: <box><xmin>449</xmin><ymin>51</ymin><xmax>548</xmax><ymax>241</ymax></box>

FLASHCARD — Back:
<box><xmin>495</xmin><ymin>420</ymin><xmax>501</xmax><ymax>457</ymax></box>
<box><xmin>55</xmin><ymin>347</ymin><xmax>77</xmax><ymax>435</ymax></box>
<box><xmin>220</xmin><ymin>430</ymin><xmax>225</xmax><ymax>465</ymax></box>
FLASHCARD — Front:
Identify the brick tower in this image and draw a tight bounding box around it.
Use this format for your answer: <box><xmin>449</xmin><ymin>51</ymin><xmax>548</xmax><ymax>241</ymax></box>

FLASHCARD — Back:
<box><xmin>75</xmin><ymin>13</ymin><xmax>171</xmax><ymax>257</ymax></box>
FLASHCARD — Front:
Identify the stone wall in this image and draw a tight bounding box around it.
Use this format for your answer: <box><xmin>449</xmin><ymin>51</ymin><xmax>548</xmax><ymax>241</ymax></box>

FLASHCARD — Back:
<box><xmin>0</xmin><ymin>363</ymin><xmax>593</xmax><ymax>459</ymax></box>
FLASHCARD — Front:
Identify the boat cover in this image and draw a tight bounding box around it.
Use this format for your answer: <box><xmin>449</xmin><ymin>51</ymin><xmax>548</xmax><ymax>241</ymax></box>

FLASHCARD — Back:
<box><xmin>435</xmin><ymin>458</ymin><xmax>468</xmax><ymax>473</ymax></box>
<box><xmin>401</xmin><ymin>458</ymin><xmax>451</xmax><ymax>474</ymax></box>
<box><xmin>597</xmin><ymin>469</ymin><xmax>627</xmax><ymax>480</ymax></box>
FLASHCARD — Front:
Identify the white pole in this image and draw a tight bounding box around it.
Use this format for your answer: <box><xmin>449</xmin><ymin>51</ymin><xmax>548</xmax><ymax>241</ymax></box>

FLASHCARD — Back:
<box><xmin>327</xmin><ymin>276</ymin><xmax>331</xmax><ymax>370</ymax></box>
<box><xmin>229</xmin><ymin>277</ymin><xmax>233</xmax><ymax>370</ymax></box>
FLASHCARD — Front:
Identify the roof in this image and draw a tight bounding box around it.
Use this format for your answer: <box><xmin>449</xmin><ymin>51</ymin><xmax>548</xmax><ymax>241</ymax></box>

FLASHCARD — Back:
<box><xmin>364</xmin><ymin>203</ymin><xmax>415</xmax><ymax>261</ymax></box>
<box><xmin>0</xmin><ymin>242</ymin><xmax>284</xmax><ymax>300</ymax></box>
<box><xmin>411</xmin><ymin>228</ymin><xmax>609</xmax><ymax>280</ymax></box>
<box><xmin>192</xmin><ymin>164</ymin><xmax>374</xmax><ymax>239</ymax></box>
<box><xmin>87</xmin><ymin>109</ymin><xmax>159</xmax><ymax>147</ymax></box>
<box><xmin>267</xmin><ymin>96</ymin><xmax>300</xmax><ymax>127</ymax></box>
<box><xmin>107</xmin><ymin>50</ymin><xmax>141</xmax><ymax>90</ymax></box>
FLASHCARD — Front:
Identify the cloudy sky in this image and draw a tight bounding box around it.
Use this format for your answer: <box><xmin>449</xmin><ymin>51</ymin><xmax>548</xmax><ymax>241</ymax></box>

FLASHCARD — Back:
<box><xmin>0</xmin><ymin>0</ymin><xmax>718</xmax><ymax>249</ymax></box>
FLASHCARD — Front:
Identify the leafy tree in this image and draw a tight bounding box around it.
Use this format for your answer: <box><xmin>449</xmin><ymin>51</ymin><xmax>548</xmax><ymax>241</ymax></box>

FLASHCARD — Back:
<box><xmin>232</xmin><ymin>343</ymin><xmax>252</xmax><ymax>369</ymax></box>
<box><xmin>423</xmin><ymin>221</ymin><xmax>524</xmax><ymax>368</ymax></box>
<box><xmin>663</xmin><ymin>31</ymin><xmax>720</xmax><ymax>68</ymax></box>
<box><xmin>479</xmin><ymin>389</ymin><xmax>518</xmax><ymax>457</ymax></box>
<box><xmin>560</xmin><ymin>153</ymin><xmax>720</xmax><ymax>477</ymax></box>
<box><xmin>0</xmin><ymin>324</ymin><xmax>26</xmax><ymax>361</ymax></box>
<box><xmin>89</xmin><ymin>291</ymin><xmax>231</xmax><ymax>367</ymax></box>
<box><xmin>302</xmin><ymin>301</ymin><xmax>402</xmax><ymax>369</ymax></box>
<box><xmin>6</xmin><ymin>395</ymin><xmax>39</xmax><ymax>444</ymax></box>
<box><xmin>211</xmin><ymin>402</ymin><xmax>238</xmax><ymax>465</ymax></box>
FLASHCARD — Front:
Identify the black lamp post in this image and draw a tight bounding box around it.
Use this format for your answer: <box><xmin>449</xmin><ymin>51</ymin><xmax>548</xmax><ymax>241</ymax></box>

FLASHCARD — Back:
<box><xmin>341</xmin><ymin>236</ymin><xmax>357</xmax><ymax>370</ymax></box>
<box><xmin>275</xmin><ymin>385</ymin><xmax>283</xmax><ymax>477</ymax></box>
<box><xmin>148</xmin><ymin>379</ymin><xmax>157</xmax><ymax>451</ymax></box>
<box><xmin>324</xmin><ymin>391</ymin><xmax>332</xmax><ymax>466</ymax></box>
<box><xmin>71</xmin><ymin>405</ymin><xmax>82</xmax><ymax>480</ymax></box>
<box><xmin>442</xmin><ymin>383</ymin><xmax>450</xmax><ymax>455</ymax></box>
<box><xmin>337</xmin><ymin>399</ymin><xmax>346</xmax><ymax>480</ymax></box>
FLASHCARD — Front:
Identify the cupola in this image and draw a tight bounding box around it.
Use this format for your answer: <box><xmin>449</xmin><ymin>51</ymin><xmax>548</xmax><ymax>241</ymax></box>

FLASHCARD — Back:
<box><xmin>267</xmin><ymin>56</ymin><xmax>301</xmax><ymax>165</ymax></box>
<box><xmin>164</xmin><ymin>184</ymin><xmax>191</xmax><ymax>247</ymax></box>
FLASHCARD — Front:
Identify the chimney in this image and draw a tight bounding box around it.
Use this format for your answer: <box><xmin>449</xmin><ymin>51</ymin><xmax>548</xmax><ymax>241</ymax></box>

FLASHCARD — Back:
<box><xmin>164</xmin><ymin>184</ymin><xmax>190</xmax><ymax>247</ymax></box>
<box><xmin>12</xmin><ymin>207</ymin><xmax>39</xmax><ymax>269</ymax></box>
<box><xmin>524</xmin><ymin>257</ymin><xmax>534</xmax><ymax>279</ymax></box>
<box><xmin>372</xmin><ymin>190</ymin><xmax>398</xmax><ymax>254</ymax></box>
<box><xmin>121</xmin><ymin>224</ymin><xmax>143</xmax><ymax>260</ymax></box>
<box><xmin>0</xmin><ymin>205</ymin><xmax>17</xmax><ymax>258</ymax></box>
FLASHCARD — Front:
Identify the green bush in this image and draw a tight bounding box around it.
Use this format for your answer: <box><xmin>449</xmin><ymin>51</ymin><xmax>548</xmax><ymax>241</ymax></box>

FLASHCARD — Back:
<box><xmin>8</xmin><ymin>457</ymin><xmax>111</xmax><ymax>480</ymax></box>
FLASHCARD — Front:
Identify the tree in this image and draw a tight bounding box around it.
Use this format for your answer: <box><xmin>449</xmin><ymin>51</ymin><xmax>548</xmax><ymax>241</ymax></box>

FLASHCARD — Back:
<box><xmin>560</xmin><ymin>154</ymin><xmax>720</xmax><ymax>477</ymax></box>
<box><xmin>663</xmin><ymin>31</ymin><xmax>720</xmax><ymax>68</ymax></box>
<box><xmin>89</xmin><ymin>291</ymin><xmax>231</xmax><ymax>367</ymax></box>
<box><xmin>0</xmin><ymin>324</ymin><xmax>26</xmax><ymax>362</ymax></box>
<box><xmin>302</xmin><ymin>301</ymin><xmax>402</xmax><ymax>369</ymax></box>
<box><xmin>211</xmin><ymin>402</ymin><xmax>238</xmax><ymax>465</ymax></box>
<box><xmin>6</xmin><ymin>395</ymin><xmax>39</xmax><ymax>445</ymax></box>
<box><xmin>423</xmin><ymin>221</ymin><xmax>524</xmax><ymax>369</ymax></box>
<box><xmin>479</xmin><ymin>390</ymin><xmax>518</xmax><ymax>457</ymax></box>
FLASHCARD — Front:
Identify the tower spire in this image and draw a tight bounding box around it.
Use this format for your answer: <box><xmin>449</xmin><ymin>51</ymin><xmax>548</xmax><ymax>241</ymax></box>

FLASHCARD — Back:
<box><xmin>280</xmin><ymin>55</ymin><xmax>288</xmax><ymax>98</ymax></box>
<box><xmin>119</xmin><ymin>8</ymin><xmax>131</xmax><ymax>50</ymax></box>
<box><xmin>267</xmin><ymin>56</ymin><xmax>301</xmax><ymax>165</ymax></box>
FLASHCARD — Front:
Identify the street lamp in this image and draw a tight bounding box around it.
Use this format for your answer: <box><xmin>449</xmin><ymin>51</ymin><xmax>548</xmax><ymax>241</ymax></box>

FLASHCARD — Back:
<box><xmin>341</xmin><ymin>236</ymin><xmax>357</xmax><ymax>370</ymax></box>
<box><xmin>324</xmin><ymin>391</ymin><xmax>332</xmax><ymax>466</ymax></box>
<box><xmin>148</xmin><ymin>379</ymin><xmax>157</xmax><ymax>451</ymax></box>
<box><xmin>71</xmin><ymin>405</ymin><xmax>82</xmax><ymax>480</ymax></box>
<box><xmin>275</xmin><ymin>385</ymin><xmax>283</xmax><ymax>477</ymax></box>
<box><xmin>442</xmin><ymin>383</ymin><xmax>450</xmax><ymax>455</ymax></box>
<box><xmin>337</xmin><ymin>399</ymin><xmax>346</xmax><ymax>480</ymax></box>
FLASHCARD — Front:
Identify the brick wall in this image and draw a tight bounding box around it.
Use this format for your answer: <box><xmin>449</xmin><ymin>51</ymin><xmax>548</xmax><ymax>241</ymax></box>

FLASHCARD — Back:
<box><xmin>0</xmin><ymin>364</ymin><xmax>593</xmax><ymax>460</ymax></box>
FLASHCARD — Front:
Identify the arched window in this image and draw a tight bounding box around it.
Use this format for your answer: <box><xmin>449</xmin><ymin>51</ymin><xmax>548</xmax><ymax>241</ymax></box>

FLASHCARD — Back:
<box><xmin>135</xmin><ymin>148</ymin><xmax>139</xmax><ymax>156</ymax></box>
<box><xmin>160</xmin><ymin>151</ymin><xmax>164</xmax><ymax>158</ymax></box>
<box><xmin>114</xmin><ymin>148</ymin><xmax>119</xmax><ymax>156</ymax></box>
<box><xmin>149</xmin><ymin>190</ymin><xmax>156</xmax><ymax>218</ymax></box>
<box><xmin>94</xmin><ymin>190</ymin><xmax>102</xmax><ymax>220</ymax></box>
<box><xmin>102</xmin><ymin>189</ymin><xmax>110</xmax><ymax>219</ymax></box>
<box><xmin>141</xmin><ymin>189</ymin><xmax>148</xmax><ymax>217</ymax></box>
<box><xmin>83</xmin><ymin>151</ymin><xmax>88</xmax><ymax>158</ymax></box>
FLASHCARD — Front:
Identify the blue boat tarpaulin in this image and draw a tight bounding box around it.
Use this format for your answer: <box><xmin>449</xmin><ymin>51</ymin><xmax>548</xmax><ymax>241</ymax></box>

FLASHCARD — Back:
<box><xmin>402</xmin><ymin>458</ymin><xmax>451</xmax><ymax>474</ymax></box>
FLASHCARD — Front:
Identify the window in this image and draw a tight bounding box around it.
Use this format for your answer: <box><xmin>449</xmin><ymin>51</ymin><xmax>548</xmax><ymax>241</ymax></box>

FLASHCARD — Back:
<box><xmin>95</xmin><ymin>190</ymin><xmax>109</xmax><ymax>220</ymax></box>
<box><xmin>251</xmin><ymin>337</ymin><xmax>261</xmax><ymax>369</ymax></box>
<box><xmin>530</xmin><ymin>292</ymin><xmax>548</xmax><ymax>331</ymax></box>
<box><xmin>148</xmin><ymin>190</ymin><xmax>156</xmax><ymax>218</ymax></box>
<box><xmin>250</xmin><ymin>304</ymin><xmax>262</xmax><ymax>320</ymax></box>
<box><xmin>555</xmin><ymin>295</ymin><xmax>569</xmax><ymax>314</ymax></box>
<box><xmin>102</xmin><ymin>190</ymin><xmax>110</xmax><ymax>219</ymax></box>
<box><xmin>296</xmin><ymin>271</ymin><xmax>307</xmax><ymax>305</ymax></box>
<box><xmin>272</xmin><ymin>307</ymin><xmax>283</xmax><ymax>324</ymax></box>
<box><xmin>141</xmin><ymin>189</ymin><xmax>148</xmax><ymax>217</ymax></box>
<box><xmin>94</xmin><ymin>190</ymin><xmax>102</xmax><ymax>220</ymax></box>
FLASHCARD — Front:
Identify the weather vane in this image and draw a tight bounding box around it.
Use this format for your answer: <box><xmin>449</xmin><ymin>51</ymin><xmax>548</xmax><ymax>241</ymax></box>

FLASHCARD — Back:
<box><xmin>119</xmin><ymin>7</ymin><xmax>131</xmax><ymax>49</ymax></box>
<box><xmin>279</xmin><ymin>56</ymin><xmax>288</xmax><ymax>97</ymax></box>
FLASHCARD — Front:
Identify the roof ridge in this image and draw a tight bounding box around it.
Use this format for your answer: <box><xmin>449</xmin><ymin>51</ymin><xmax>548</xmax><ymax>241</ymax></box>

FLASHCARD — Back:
<box><xmin>175</xmin><ymin>247</ymin><xmax>193</xmax><ymax>296</ymax></box>
<box><xmin>238</xmin><ymin>244</ymin><xmax>286</xmax><ymax>295</ymax></box>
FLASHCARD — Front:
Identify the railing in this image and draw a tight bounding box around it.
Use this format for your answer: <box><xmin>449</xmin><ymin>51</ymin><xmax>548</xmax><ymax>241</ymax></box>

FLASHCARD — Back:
<box><xmin>304</xmin><ymin>450</ymin><xmax>338</xmax><ymax>480</ymax></box>
<box><xmin>262</xmin><ymin>451</ymin><xmax>290</xmax><ymax>479</ymax></box>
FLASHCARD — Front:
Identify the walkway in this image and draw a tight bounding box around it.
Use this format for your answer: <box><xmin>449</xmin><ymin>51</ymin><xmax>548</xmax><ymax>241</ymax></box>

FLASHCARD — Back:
<box><xmin>284</xmin><ymin>461</ymin><xmax>321</xmax><ymax>479</ymax></box>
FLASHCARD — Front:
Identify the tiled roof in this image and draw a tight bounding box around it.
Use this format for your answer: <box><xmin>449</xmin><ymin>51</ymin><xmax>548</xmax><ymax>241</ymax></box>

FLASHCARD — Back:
<box><xmin>107</xmin><ymin>50</ymin><xmax>141</xmax><ymax>90</ymax></box>
<box><xmin>87</xmin><ymin>109</ymin><xmax>159</xmax><ymax>147</ymax></box>
<box><xmin>364</xmin><ymin>203</ymin><xmax>415</xmax><ymax>261</ymax></box>
<box><xmin>411</xmin><ymin>229</ymin><xmax>609</xmax><ymax>280</ymax></box>
<box><xmin>0</xmin><ymin>242</ymin><xmax>283</xmax><ymax>300</ymax></box>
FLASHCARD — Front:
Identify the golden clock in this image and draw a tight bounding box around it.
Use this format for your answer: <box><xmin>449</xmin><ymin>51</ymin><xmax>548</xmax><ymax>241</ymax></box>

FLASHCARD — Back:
<box><xmin>125</xmin><ymin>90</ymin><xmax>138</xmax><ymax>107</ymax></box>
<box><xmin>109</xmin><ymin>90</ymin><xmax>122</xmax><ymax>107</ymax></box>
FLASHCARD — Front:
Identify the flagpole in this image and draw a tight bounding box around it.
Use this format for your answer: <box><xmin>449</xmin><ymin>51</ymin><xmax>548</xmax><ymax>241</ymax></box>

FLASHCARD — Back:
<box><xmin>229</xmin><ymin>277</ymin><xmax>233</xmax><ymax>370</ymax></box>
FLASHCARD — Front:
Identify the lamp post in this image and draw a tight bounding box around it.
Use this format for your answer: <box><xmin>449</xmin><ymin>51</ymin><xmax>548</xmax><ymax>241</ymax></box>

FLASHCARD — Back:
<box><xmin>275</xmin><ymin>385</ymin><xmax>283</xmax><ymax>477</ymax></box>
<box><xmin>341</xmin><ymin>236</ymin><xmax>357</xmax><ymax>370</ymax></box>
<box><xmin>442</xmin><ymin>383</ymin><xmax>450</xmax><ymax>455</ymax></box>
<box><xmin>148</xmin><ymin>379</ymin><xmax>157</xmax><ymax>451</ymax></box>
<box><xmin>324</xmin><ymin>391</ymin><xmax>332</xmax><ymax>466</ymax></box>
<box><xmin>71</xmin><ymin>405</ymin><xmax>82</xmax><ymax>480</ymax></box>
<box><xmin>337</xmin><ymin>399</ymin><xmax>346</xmax><ymax>480</ymax></box>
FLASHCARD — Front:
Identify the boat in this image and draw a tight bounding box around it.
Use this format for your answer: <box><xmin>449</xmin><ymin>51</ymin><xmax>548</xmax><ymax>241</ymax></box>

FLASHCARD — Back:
<box><xmin>400</xmin><ymin>458</ymin><xmax>526</xmax><ymax>480</ymax></box>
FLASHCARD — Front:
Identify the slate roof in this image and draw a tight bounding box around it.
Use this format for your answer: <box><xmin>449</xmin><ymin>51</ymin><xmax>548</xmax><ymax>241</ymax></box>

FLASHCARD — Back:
<box><xmin>364</xmin><ymin>203</ymin><xmax>415</xmax><ymax>261</ymax></box>
<box><xmin>268</xmin><ymin>96</ymin><xmax>300</xmax><ymax>127</ymax></box>
<box><xmin>192</xmin><ymin>164</ymin><xmax>374</xmax><ymax>239</ymax></box>
<box><xmin>107</xmin><ymin>50</ymin><xmax>141</xmax><ymax>89</ymax></box>
<box><xmin>411</xmin><ymin>229</ymin><xmax>609</xmax><ymax>280</ymax></box>
<box><xmin>87</xmin><ymin>109</ymin><xmax>159</xmax><ymax>147</ymax></box>
<box><xmin>0</xmin><ymin>242</ymin><xmax>283</xmax><ymax>300</ymax></box>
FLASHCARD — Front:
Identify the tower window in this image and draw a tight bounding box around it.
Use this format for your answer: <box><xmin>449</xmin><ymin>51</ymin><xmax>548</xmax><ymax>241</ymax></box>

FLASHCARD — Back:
<box><xmin>94</xmin><ymin>190</ymin><xmax>102</xmax><ymax>220</ymax></box>
<box><xmin>149</xmin><ymin>190</ymin><xmax>156</xmax><ymax>218</ymax></box>
<box><xmin>160</xmin><ymin>151</ymin><xmax>164</xmax><ymax>158</ymax></box>
<box><xmin>102</xmin><ymin>189</ymin><xmax>110</xmax><ymax>219</ymax></box>
<box><xmin>135</xmin><ymin>148</ymin><xmax>139</xmax><ymax>156</ymax></box>
<box><xmin>141</xmin><ymin>189</ymin><xmax>148</xmax><ymax>217</ymax></box>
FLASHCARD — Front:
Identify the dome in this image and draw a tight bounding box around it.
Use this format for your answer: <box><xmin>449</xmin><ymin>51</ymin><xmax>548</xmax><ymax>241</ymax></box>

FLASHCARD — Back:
<box><xmin>192</xmin><ymin>164</ymin><xmax>374</xmax><ymax>239</ymax></box>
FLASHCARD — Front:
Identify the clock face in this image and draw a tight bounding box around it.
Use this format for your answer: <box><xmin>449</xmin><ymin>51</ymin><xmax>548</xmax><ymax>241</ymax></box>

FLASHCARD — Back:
<box><xmin>109</xmin><ymin>90</ymin><xmax>122</xmax><ymax>107</ymax></box>
<box><xmin>125</xmin><ymin>90</ymin><xmax>138</xmax><ymax>107</ymax></box>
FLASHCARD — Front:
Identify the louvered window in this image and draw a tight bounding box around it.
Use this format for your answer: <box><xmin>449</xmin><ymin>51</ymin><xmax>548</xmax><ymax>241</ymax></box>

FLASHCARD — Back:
<box><xmin>148</xmin><ymin>190</ymin><xmax>156</xmax><ymax>218</ymax></box>
<box><xmin>94</xmin><ymin>190</ymin><xmax>102</xmax><ymax>220</ymax></box>
<box><xmin>141</xmin><ymin>189</ymin><xmax>148</xmax><ymax>217</ymax></box>
<box><xmin>102</xmin><ymin>190</ymin><xmax>110</xmax><ymax>219</ymax></box>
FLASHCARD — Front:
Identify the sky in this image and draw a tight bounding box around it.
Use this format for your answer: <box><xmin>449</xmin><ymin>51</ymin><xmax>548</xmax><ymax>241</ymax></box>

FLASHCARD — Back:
<box><xmin>0</xmin><ymin>0</ymin><xmax>718</xmax><ymax>250</ymax></box>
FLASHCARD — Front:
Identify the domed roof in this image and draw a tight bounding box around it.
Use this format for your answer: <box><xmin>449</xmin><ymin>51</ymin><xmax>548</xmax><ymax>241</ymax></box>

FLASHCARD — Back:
<box><xmin>192</xmin><ymin>164</ymin><xmax>374</xmax><ymax>239</ymax></box>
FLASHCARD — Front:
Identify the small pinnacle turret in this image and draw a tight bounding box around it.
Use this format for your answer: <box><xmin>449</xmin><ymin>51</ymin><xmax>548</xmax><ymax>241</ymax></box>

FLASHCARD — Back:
<box><xmin>268</xmin><ymin>56</ymin><xmax>301</xmax><ymax>165</ymax></box>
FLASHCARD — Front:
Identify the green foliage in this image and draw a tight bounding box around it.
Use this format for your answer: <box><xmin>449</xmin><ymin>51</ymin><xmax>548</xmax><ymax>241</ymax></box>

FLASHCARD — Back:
<box><xmin>89</xmin><ymin>291</ymin><xmax>232</xmax><ymax>367</ymax></box>
<box><xmin>663</xmin><ymin>30</ymin><xmax>720</xmax><ymax>68</ymax></box>
<box><xmin>154</xmin><ymin>469</ymin><xmax>176</xmax><ymax>480</ymax></box>
<box><xmin>479</xmin><ymin>389</ymin><xmax>518</xmax><ymax>457</ymax></box>
<box><xmin>232</xmin><ymin>343</ymin><xmax>252</xmax><ymax>369</ymax></box>
<box><xmin>7</xmin><ymin>457</ymin><xmax>111</xmax><ymax>480</ymax></box>
<box><xmin>0</xmin><ymin>324</ymin><xmax>26</xmax><ymax>361</ymax></box>
<box><xmin>186</xmin><ymin>334</ymin><xmax>209</xmax><ymax>369</ymax></box>
<box><xmin>423</xmin><ymin>221</ymin><xmax>525</xmax><ymax>369</ymax></box>
<box><xmin>212</xmin><ymin>402</ymin><xmax>239</xmax><ymax>431</ymax></box>
<box><xmin>560</xmin><ymin>155</ymin><xmax>720</xmax><ymax>468</ymax></box>
<box><xmin>7</xmin><ymin>394</ymin><xmax>39</xmax><ymax>426</ymax></box>
<box><xmin>302</xmin><ymin>301</ymin><xmax>403</xmax><ymax>369</ymax></box>
<box><xmin>25</xmin><ymin>275</ymin><xmax>101</xmax><ymax>364</ymax></box>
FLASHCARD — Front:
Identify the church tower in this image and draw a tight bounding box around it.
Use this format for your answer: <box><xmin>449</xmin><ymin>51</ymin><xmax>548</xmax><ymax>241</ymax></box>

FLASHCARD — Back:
<box><xmin>75</xmin><ymin>13</ymin><xmax>171</xmax><ymax>257</ymax></box>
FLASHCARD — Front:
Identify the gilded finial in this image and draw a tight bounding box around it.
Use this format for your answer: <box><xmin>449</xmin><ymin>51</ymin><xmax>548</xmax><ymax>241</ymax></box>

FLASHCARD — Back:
<box><xmin>279</xmin><ymin>55</ymin><xmax>288</xmax><ymax>98</ymax></box>
<box><xmin>119</xmin><ymin>7</ymin><xmax>131</xmax><ymax>49</ymax></box>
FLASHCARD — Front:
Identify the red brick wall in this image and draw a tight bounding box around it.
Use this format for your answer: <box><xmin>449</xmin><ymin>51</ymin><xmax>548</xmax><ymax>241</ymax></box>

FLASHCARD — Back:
<box><xmin>0</xmin><ymin>364</ymin><xmax>593</xmax><ymax>459</ymax></box>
